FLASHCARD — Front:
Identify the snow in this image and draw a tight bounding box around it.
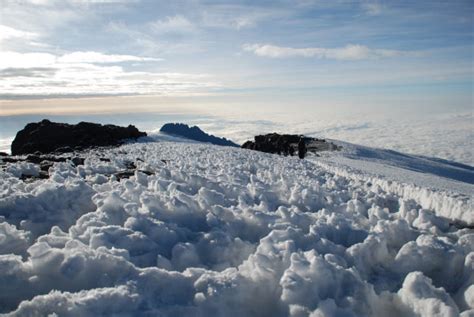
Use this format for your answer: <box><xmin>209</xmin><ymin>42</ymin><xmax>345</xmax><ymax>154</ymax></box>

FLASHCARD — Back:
<box><xmin>0</xmin><ymin>138</ymin><xmax>472</xmax><ymax>316</ymax></box>
<box><xmin>312</xmin><ymin>140</ymin><xmax>473</xmax><ymax>225</ymax></box>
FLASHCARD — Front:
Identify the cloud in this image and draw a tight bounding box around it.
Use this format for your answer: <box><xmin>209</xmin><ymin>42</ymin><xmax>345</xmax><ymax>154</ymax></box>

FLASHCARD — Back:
<box><xmin>0</xmin><ymin>52</ymin><xmax>56</xmax><ymax>69</ymax></box>
<box><xmin>362</xmin><ymin>1</ymin><xmax>383</xmax><ymax>16</ymax></box>
<box><xmin>24</xmin><ymin>0</ymin><xmax>136</xmax><ymax>5</ymax></box>
<box><xmin>149</xmin><ymin>15</ymin><xmax>195</xmax><ymax>34</ymax></box>
<box><xmin>0</xmin><ymin>67</ymin><xmax>57</xmax><ymax>78</ymax></box>
<box><xmin>57</xmin><ymin>51</ymin><xmax>161</xmax><ymax>63</ymax></box>
<box><xmin>197</xmin><ymin>4</ymin><xmax>286</xmax><ymax>30</ymax></box>
<box><xmin>0</xmin><ymin>51</ymin><xmax>159</xmax><ymax>69</ymax></box>
<box><xmin>0</xmin><ymin>25</ymin><xmax>39</xmax><ymax>42</ymax></box>
<box><xmin>242</xmin><ymin>43</ymin><xmax>416</xmax><ymax>60</ymax></box>
<box><xmin>0</xmin><ymin>51</ymin><xmax>219</xmax><ymax>99</ymax></box>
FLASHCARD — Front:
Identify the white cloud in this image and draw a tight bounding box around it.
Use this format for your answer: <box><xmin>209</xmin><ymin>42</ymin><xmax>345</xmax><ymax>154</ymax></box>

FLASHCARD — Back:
<box><xmin>242</xmin><ymin>43</ymin><xmax>414</xmax><ymax>60</ymax></box>
<box><xmin>0</xmin><ymin>51</ymin><xmax>159</xmax><ymax>69</ymax></box>
<box><xmin>0</xmin><ymin>51</ymin><xmax>218</xmax><ymax>98</ymax></box>
<box><xmin>58</xmin><ymin>51</ymin><xmax>161</xmax><ymax>63</ymax></box>
<box><xmin>0</xmin><ymin>52</ymin><xmax>56</xmax><ymax>69</ymax></box>
<box><xmin>149</xmin><ymin>15</ymin><xmax>195</xmax><ymax>34</ymax></box>
<box><xmin>0</xmin><ymin>25</ymin><xmax>39</xmax><ymax>42</ymax></box>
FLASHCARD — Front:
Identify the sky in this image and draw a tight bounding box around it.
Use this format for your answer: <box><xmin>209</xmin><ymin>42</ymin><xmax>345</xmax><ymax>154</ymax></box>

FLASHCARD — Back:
<box><xmin>0</xmin><ymin>0</ymin><xmax>472</xmax><ymax>106</ymax></box>
<box><xmin>0</xmin><ymin>0</ymin><xmax>473</xmax><ymax>163</ymax></box>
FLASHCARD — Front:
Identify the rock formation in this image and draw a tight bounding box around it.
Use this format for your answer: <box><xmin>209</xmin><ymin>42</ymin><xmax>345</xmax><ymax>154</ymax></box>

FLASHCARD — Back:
<box><xmin>242</xmin><ymin>133</ymin><xmax>340</xmax><ymax>156</ymax></box>
<box><xmin>160</xmin><ymin>123</ymin><xmax>238</xmax><ymax>147</ymax></box>
<box><xmin>11</xmin><ymin>119</ymin><xmax>147</xmax><ymax>155</ymax></box>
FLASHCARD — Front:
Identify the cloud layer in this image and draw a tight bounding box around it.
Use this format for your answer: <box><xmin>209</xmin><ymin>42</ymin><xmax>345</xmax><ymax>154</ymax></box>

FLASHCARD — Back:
<box><xmin>242</xmin><ymin>43</ymin><xmax>415</xmax><ymax>60</ymax></box>
<box><xmin>0</xmin><ymin>50</ymin><xmax>218</xmax><ymax>98</ymax></box>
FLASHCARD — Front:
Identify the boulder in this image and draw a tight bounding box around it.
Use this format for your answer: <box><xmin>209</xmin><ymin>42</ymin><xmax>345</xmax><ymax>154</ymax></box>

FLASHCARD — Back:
<box><xmin>11</xmin><ymin>119</ymin><xmax>147</xmax><ymax>155</ymax></box>
<box><xmin>242</xmin><ymin>133</ymin><xmax>306</xmax><ymax>155</ymax></box>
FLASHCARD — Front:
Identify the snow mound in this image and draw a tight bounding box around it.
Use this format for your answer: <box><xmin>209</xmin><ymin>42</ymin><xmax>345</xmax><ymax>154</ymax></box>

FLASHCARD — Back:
<box><xmin>0</xmin><ymin>140</ymin><xmax>472</xmax><ymax>316</ymax></box>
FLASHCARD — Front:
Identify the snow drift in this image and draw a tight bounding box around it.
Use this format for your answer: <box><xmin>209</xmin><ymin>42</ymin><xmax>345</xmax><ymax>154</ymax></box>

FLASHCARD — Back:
<box><xmin>0</xmin><ymin>138</ymin><xmax>472</xmax><ymax>316</ymax></box>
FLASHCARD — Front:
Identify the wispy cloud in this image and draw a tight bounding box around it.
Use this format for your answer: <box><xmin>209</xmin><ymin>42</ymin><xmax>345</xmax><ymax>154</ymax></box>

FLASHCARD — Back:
<box><xmin>58</xmin><ymin>51</ymin><xmax>162</xmax><ymax>63</ymax></box>
<box><xmin>0</xmin><ymin>25</ymin><xmax>39</xmax><ymax>42</ymax></box>
<box><xmin>242</xmin><ymin>43</ymin><xmax>419</xmax><ymax>60</ymax></box>
<box><xmin>0</xmin><ymin>51</ymin><xmax>217</xmax><ymax>98</ymax></box>
<box><xmin>149</xmin><ymin>15</ymin><xmax>195</xmax><ymax>34</ymax></box>
<box><xmin>0</xmin><ymin>51</ymin><xmax>159</xmax><ymax>69</ymax></box>
<box><xmin>361</xmin><ymin>1</ymin><xmax>383</xmax><ymax>16</ymax></box>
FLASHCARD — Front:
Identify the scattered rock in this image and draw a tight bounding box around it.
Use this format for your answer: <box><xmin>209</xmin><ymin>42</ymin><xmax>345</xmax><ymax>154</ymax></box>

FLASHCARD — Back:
<box><xmin>20</xmin><ymin>171</ymin><xmax>49</xmax><ymax>182</ymax></box>
<box><xmin>55</xmin><ymin>146</ymin><xmax>74</xmax><ymax>154</ymax></box>
<box><xmin>114</xmin><ymin>170</ymin><xmax>135</xmax><ymax>180</ymax></box>
<box><xmin>160</xmin><ymin>123</ymin><xmax>239</xmax><ymax>147</ymax></box>
<box><xmin>39</xmin><ymin>161</ymin><xmax>54</xmax><ymax>172</ymax></box>
<box><xmin>124</xmin><ymin>161</ymin><xmax>136</xmax><ymax>170</ymax></box>
<box><xmin>11</xmin><ymin>119</ymin><xmax>147</xmax><ymax>155</ymax></box>
<box><xmin>71</xmin><ymin>157</ymin><xmax>85</xmax><ymax>167</ymax></box>
<box><xmin>1</xmin><ymin>157</ymin><xmax>20</xmax><ymax>163</ymax></box>
<box><xmin>242</xmin><ymin>133</ymin><xmax>340</xmax><ymax>156</ymax></box>
<box><xmin>26</xmin><ymin>155</ymin><xmax>42</xmax><ymax>164</ymax></box>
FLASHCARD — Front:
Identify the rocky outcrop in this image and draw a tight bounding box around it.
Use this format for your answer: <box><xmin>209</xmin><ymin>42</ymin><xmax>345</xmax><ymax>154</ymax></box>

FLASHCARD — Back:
<box><xmin>242</xmin><ymin>133</ymin><xmax>340</xmax><ymax>156</ymax></box>
<box><xmin>11</xmin><ymin>119</ymin><xmax>147</xmax><ymax>155</ymax></box>
<box><xmin>160</xmin><ymin>123</ymin><xmax>239</xmax><ymax>147</ymax></box>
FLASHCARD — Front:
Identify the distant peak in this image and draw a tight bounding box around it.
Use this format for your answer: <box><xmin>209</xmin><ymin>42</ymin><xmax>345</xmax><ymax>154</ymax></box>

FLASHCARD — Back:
<box><xmin>160</xmin><ymin>123</ymin><xmax>239</xmax><ymax>147</ymax></box>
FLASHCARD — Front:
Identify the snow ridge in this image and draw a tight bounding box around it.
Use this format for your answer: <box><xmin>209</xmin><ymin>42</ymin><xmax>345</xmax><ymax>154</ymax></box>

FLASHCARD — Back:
<box><xmin>312</xmin><ymin>159</ymin><xmax>473</xmax><ymax>226</ymax></box>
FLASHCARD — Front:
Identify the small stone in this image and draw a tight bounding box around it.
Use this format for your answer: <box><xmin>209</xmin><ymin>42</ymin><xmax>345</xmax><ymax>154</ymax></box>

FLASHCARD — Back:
<box><xmin>71</xmin><ymin>157</ymin><xmax>85</xmax><ymax>166</ymax></box>
<box><xmin>26</xmin><ymin>154</ymin><xmax>42</xmax><ymax>164</ymax></box>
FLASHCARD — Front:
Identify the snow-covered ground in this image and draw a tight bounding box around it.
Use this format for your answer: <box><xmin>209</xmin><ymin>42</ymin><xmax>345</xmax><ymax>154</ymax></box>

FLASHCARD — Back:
<box><xmin>0</xmin><ymin>135</ymin><xmax>472</xmax><ymax>316</ymax></box>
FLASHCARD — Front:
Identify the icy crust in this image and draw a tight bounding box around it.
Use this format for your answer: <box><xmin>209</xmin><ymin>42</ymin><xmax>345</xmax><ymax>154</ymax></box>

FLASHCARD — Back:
<box><xmin>0</xmin><ymin>142</ymin><xmax>472</xmax><ymax>316</ymax></box>
<box><xmin>312</xmin><ymin>159</ymin><xmax>473</xmax><ymax>226</ymax></box>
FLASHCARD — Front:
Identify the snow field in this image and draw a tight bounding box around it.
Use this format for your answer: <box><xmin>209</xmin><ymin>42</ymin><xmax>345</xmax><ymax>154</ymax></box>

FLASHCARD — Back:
<box><xmin>0</xmin><ymin>141</ymin><xmax>472</xmax><ymax>316</ymax></box>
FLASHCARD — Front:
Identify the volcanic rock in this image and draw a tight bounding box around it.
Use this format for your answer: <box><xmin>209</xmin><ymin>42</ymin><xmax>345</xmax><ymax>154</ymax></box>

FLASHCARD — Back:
<box><xmin>160</xmin><ymin>123</ymin><xmax>238</xmax><ymax>147</ymax></box>
<box><xmin>11</xmin><ymin>119</ymin><xmax>147</xmax><ymax>155</ymax></box>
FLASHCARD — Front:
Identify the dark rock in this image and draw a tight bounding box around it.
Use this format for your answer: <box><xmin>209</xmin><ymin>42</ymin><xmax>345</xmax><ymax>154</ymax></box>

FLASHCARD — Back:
<box><xmin>160</xmin><ymin>123</ymin><xmax>238</xmax><ymax>147</ymax></box>
<box><xmin>0</xmin><ymin>152</ymin><xmax>8</xmax><ymax>156</ymax></box>
<box><xmin>38</xmin><ymin>171</ymin><xmax>49</xmax><ymax>179</ymax></box>
<box><xmin>114</xmin><ymin>170</ymin><xmax>135</xmax><ymax>180</ymax></box>
<box><xmin>241</xmin><ymin>141</ymin><xmax>255</xmax><ymax>150</ymax></box>
<box><xmin>298</xmin><ymin>138</ymin><xmax>307</xmax><ymax>159</ymax></box>
<box><xmin>26</xmin><ymin>154</ymin><xmax>42</xmax><ymax>164</ymax></box>
<box><xmin>42</xmin><ymin>155</ymin><xmax>67</xmax><ymax>162</ymax></box>
<box><xmin>20</xmin><ymin>170</ymin><xmax>49</xmax><ymax>182</ymax></box>
<box><xmin>55</xmin><ymin>146</ymin><xmax>74</xmax><ymax>153</ymax></box>
<box><xmin>138</xmin><ymin>170</ymin><xmax>154</xmax><ymax>176</ymax></box>
<box><xmin>11</xmin><ymin>119</ymin><xmax>147</xmax><ymax>155</ymax></box>
<box><xmin>40</xmin><ymin>161</ymin><xmax>54</xmax><ymax>172</ymax></box>
<box><xmin>242</xmin><ymin>133</ymin><xmax>340</xmax><ymax>156</ymax></box>
<box><xmin>124</xmin><ymin>161</ymin><xmax>136</xmax><ymax>170</ymax></box>
<box><xmin>71</xmin><ymin>157</ymin><xmax>85</xmax><ymax>166</ymax></box>
<box><xmin>99</xmin><ymin>158</ymin><xmax>111</xmax><ymax>162</ymax></box>
<box><xmin>242</xmin><ymin>133</ymin><xmax>303</xmax><ymax>154</ymax></box>
<box><xmin>1</xmin><ymin>157</ymin><xmax>20</xmax><ymax>163</ymax></box>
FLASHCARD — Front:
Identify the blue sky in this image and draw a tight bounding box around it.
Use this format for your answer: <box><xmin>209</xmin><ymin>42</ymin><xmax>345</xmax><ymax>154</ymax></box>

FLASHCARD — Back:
<box><xmin>0</xmin><ymin>0</ymin><xmax>472</xmax><ymax>114</ymax></box>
